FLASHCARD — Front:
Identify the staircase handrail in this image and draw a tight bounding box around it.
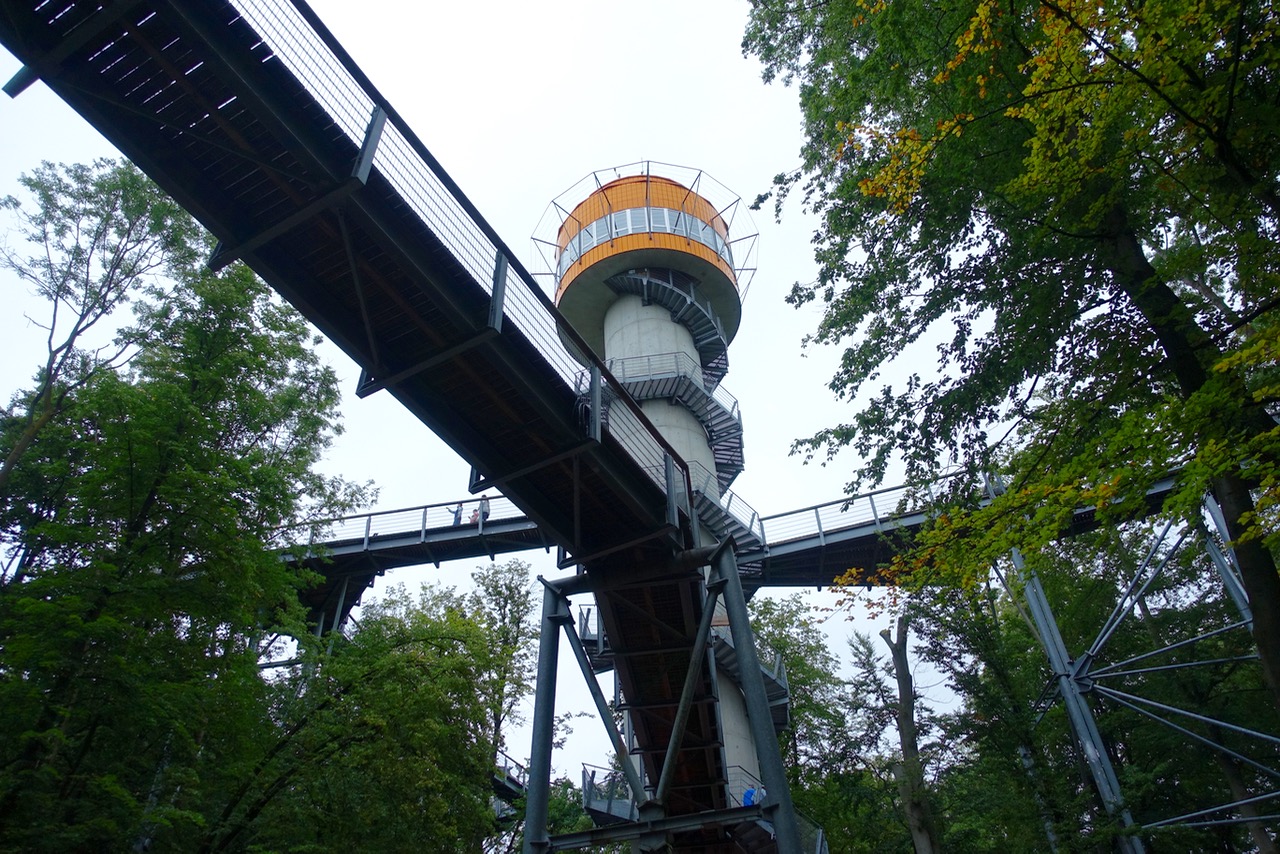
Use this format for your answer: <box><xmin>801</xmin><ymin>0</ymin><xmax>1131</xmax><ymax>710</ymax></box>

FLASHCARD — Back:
<box><xmin>687</xmin><ymin>461</ymin><xmax>764</xmax><ymax>543</ymax></box>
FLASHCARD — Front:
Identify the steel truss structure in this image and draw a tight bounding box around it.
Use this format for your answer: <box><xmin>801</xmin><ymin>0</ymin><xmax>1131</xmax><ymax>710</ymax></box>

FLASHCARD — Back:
<box><xmin>524</xmin><ymin>541</ymin><xmax>812</xmax><ymax>853</ymax></box>
<box><xmin>997</xmin><ymin>495</ymin><xmax>1279</xmax><ymax>849</ymax></box>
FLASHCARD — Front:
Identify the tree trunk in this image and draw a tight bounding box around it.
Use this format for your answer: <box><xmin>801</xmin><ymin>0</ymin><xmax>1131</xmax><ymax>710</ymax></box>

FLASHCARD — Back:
<box><xmin>1211</xmin><ymin>472</ymin><xmax>1280</xmax><ymax>705</ymax></box>
<box><xmin>0</xmin><ymin>388</ymin><xmax>60</xmax><ymax>497</ymax></box>
<box><xmin>1210</xmin><ymin>729</ymin><xmax>1278</xmax><ymax>854</ymax></box>
<box><xmin>880</xmin><ymin>616</ymin><xmax>941</xmax><ymax>854</ymax></box>
<box><xmin>1100</xmin><ymin>206</ymin><xmax>1280</xmax><ymax>712</ymax></box>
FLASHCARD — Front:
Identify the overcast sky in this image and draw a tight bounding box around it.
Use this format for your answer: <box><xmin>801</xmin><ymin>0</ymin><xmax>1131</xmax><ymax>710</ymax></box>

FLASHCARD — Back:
<box><xmin>0</xmin><ymin>0</ymin><xmax>904</xmax><ymax>778</ymax></box>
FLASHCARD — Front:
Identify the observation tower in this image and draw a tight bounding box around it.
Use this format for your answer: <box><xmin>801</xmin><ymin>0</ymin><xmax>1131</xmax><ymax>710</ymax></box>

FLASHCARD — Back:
<box><xmin>538</xmin><ymin>164</ymin><xmax>789</xmax><ymax>845</ymax></box>
<box><xmin>543</xmin><ymin>162</ymin><xmax>754</xmax><ymax>502</ymax></box>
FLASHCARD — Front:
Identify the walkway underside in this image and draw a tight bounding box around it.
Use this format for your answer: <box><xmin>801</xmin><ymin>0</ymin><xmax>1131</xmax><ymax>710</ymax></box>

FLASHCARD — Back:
<box><xmin>0</xmin><ymin>0</ymin><xmax>686</xmax><ymax>568</ymax></box>
<box><xmin>593</xmin><ymin>557</ymin><xmax>726</xmax><ymax>824</ymax></box>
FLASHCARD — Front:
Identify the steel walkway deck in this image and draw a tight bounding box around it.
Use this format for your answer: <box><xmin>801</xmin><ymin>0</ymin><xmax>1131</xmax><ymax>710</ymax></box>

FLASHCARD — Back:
<box><xmin>292</xmin><ymin>474</ymin><xmax>1181</xmax><ymax>631</ymax></box>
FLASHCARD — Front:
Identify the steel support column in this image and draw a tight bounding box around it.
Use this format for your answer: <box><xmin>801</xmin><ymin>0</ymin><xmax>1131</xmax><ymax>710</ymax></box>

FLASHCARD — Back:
<box><xmin>1203</xmin><ymin>495</ymin><xmax>1253</xmax><ymax>625</ymax></box>
<box><xmin>523</xmin><ymin>579</ymin><xmax>568</xmax><ymax>854</ymax></box>
<box><xmin>560</xmin><ymin>595</ymin><xmax>648</xmax><ymax>807</ymax></box>
<box><xmin>325</xmin><ymin>575</ymin><xmax>350</xmax><ymax>655</ymax></box>
<box><xmin>1012</xmin><ymin>548</ymin><xmax>1145</xmax><ymax>853</ymax></box>
<box><xmin>714</xmin><ymin>541</ymin><xmax>803</xmax><ymax>852</ymax></box>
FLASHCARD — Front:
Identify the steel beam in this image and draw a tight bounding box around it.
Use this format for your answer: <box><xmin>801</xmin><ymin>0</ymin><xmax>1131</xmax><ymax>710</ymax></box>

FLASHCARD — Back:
<box><xmin>1013</xmin><ymin>549</ymin><xmax>1145</xmax><ymax>852</ymax></box>
<box><xmin>2</xmin><ymin>0</ymin><xmax>146</xmax><ymax>96</ymax></box>
<box><xmin>489</xmin><ymin>250</ymin><xmax>509</xmax><ymax>332</ymax></box>
<box><xmin>523</xmin><ymin>580</ymin><xmax>567</xmax><ymax>854</ymax></box>
<box><xmin>713</xmin><ymin>541</ymin><xmax>804</xmax><ymax>852</ymax></box>
<box><xmin>548</xmin><ymin>803</ymin><xmax>768</xmax><ymax>850</ymax></box>
<box><xmin>355</xmin><ymin>328</ymin><xmax>499</xmax><ymax>398</ymax></box>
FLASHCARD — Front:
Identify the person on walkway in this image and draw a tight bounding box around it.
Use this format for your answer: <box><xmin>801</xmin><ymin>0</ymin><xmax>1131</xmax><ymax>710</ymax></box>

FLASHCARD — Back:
<box><xmin>480</xmin><ymin>494</ymin><xmax>491</xmax><ymax>522</ymax></box>
<box><xmin>452</xmin><ymin>502</ymin><xmax>463</xmax><ymax>526</ymax></box>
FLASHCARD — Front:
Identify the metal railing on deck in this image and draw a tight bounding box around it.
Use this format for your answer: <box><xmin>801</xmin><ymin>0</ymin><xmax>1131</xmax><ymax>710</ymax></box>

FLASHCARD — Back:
<box><xmin>710</xmin><ymin>626</ymin><xmax>786</xmax><ymax>688</ymax></box>
<box><xmin>756</xmin><ymin>482</ymin><xmax>927</xmax><ymax>546</ymax></box>
<box><xmin>277</xmin><ymin>478</ymin><xmax>933</xmax><ymax>558</ymax></box>
<box><xmin>688</xmin><ymin>461</ymin><xmax>765</xmax><ymax>543</ymax></box>
<box><xmin>279</xmin><ymin>494</ymin><xmax>525</xmax><ymax>548</ymax></box>
<box><xmin>605</xmin><ymin>352</ymin><xmax>741</xmax><ymax>420</ymax></box>
<box><xmin>231</xmin><ymin>0</ymin><xmax>692</xmax><ymax>530</ymax></box>
<box><xmin>495</xmin><ymin>749</ymin><xmax>528</xmax><ymax>792</ymax></box>
<box><xmin>582</xmin><ymin>764</ymin><xmax>639</xmax><ymax>822</ymax></box>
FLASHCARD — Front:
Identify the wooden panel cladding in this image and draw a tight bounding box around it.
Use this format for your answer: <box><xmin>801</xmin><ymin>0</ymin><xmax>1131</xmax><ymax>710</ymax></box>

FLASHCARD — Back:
<box><xmin>556</xmin><ymin>175</ymin><xmax>728</xmax><ymax>248</ymax></box>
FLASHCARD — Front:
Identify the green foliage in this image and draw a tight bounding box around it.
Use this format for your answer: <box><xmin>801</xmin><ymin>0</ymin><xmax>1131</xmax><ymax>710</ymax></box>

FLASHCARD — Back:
<box><xmin>0</xmin><ymin>162</ymin><xmax>557</xmax><ymax>853</ymax></box>
<box><xmin>237</xmin><ymin>584</ymin><xmax>497</xmax><ymax>853</ymax></box>
<box><xmin>742</xmin><ymin>0</ymin><xmax>1279</xmax><ymax>507</ymax></box>
<box><xmin>0</xmin><ymin>262</ymin><xmax>358</xmax><ymax>851</ymax></box>
<box><xmin>0</xmin><ymin>160</ymin><xmax>205</xmax><ymax>496</ymax></box>
<box><xmin>909</xmin><ymin>527</ymin><xmax>1280</xmax><ymax>850</ymax></box>
<box><xmin>750</xmin><ymin>595</ymin><xmax>855</xmax><ymax>771</ymax></box>
<box><xmin>491</xmin><ymin>777</ymin><xmax>601</xmax><ymax>854</ymax></box>
<box><xmin>542</xmin><ymin>777</ymin><xmax>596</xmax><ymax>840</ymax></box>
<box><xmin>467</xmin><ymin>559</ymin><xmax>539</xmax><ymax>752</ymax></box>
<box><xmin>750</xmin><ymin>595</ymin><xmax>918</xmax><ymax>850</ymax></box>
<box><xmin>756</xmin><ymin>545</ymin><xmax>1274</xmax><ymax>849</ymax></box>
<box><xmin>744</xmin><ymin>0</ymin><xmax>1280</xmax><ymax>729</ymax></box>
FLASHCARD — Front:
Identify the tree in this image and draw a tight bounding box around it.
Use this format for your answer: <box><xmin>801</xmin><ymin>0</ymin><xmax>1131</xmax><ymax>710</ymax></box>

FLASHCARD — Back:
<box><xmin>0</xmin><ymin>160</ymin><xmax>199</xmax><ymax>497</ymax></box>
<box><xmin>468</xmin><ymin>559</ymin><xmax>539</xmax><ymax>754</ymax></box>
<box><xmin>902</xmin><ymin>524</ymin><xmax>1280</xmax><ymax>850</ymax></box>
<box><xmin>743</xmin><ymin>0</ymin><xmax>1280</xmax><ymax>702</ymax></box>
<box><xmin>880</xmin><ymin>616</ymin><xmax>941</xmax><ymax>853</ymax></box>
<box><xmin>750</xmin><ymin>594</ymin><xmax>853</xmax><ymax>774</ymax></box>
<box><xmin>0</xmin><ymin>160</ymin><xmax>367</xmax><ymax>851</ymax></box>
<box><xmin>750</xmin><ymin>595</ymin><xmax>925</xmax><ymax>851</ymax></box>
<box><xmin>230</xmin><ymin>584</ymin><xmax>497</xmax><ymax>853</ymax></box>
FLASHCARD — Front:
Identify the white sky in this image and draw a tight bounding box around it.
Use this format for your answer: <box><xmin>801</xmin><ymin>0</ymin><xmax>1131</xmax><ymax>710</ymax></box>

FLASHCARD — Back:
<box><xmin>0</xmin><ymin>0</ymin><xmax>908</xmax><ymax>780</ymax></box>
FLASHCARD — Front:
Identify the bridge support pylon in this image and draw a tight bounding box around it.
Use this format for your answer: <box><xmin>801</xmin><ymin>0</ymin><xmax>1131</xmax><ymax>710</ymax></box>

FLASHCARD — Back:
<box><xmin>522</xmin><ymin>546</ymin><xmax>807</xmax><ymax>853</ymax></box>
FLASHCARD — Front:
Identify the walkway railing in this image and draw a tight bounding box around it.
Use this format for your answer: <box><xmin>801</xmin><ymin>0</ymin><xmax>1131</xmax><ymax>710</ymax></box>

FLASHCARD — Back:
<box><xmin>582</xmin><ymin>764</ymin><xmax>639</xmax><ymax>822</ymax></box>
<box><xmin>280</xmin><ymin>494</ymin><xmax>526</xmax><ymax>548</ymax></box>
<box><xmin>282</xmin><ymin>480</ymin><xmax>919</xmax><ymax>558</ymax></box>
<box><xmin>495</xmin><ymin>749</ymin><xmax>528</xmax><ymax>792</ymax></box>
<box><xmin>605</xmin><ymin>352</ymin><xmax>741</xmax><ymax>421</ymax></box>
<box><xmin>757</xmin><ymin>482</ymin><xmax>925</xmax><ymax>546</ymax></box>
<box><xmin>688</xmin><ymin>461</ymin><xmax>765</xmax><ymax>543</ymax></box>
<box><xmin>284</xmin><ymin>471</ymin><xmax>1185</xmax><ymax>568</ymax></box>
<box><xmin>232</xmin><ymin>0</ymin><xmax>691</xmax><ymax>528</ymax></box>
